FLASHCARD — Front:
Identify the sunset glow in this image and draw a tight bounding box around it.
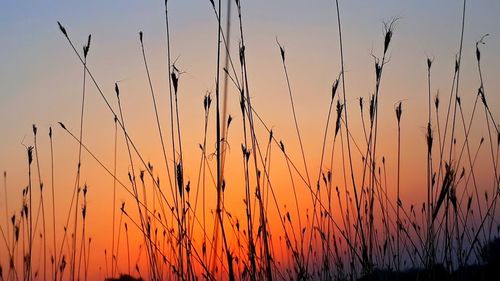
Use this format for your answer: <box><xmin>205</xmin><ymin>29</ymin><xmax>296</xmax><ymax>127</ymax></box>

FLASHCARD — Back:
<box><xmin>1</xmin><ymin>1</ymin><xmax>500</xmax><ymax>280</ymax></box>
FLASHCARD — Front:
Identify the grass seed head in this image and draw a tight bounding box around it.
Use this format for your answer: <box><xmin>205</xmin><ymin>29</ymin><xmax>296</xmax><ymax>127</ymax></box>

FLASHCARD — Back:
<box><xmin>375</xmin><ymin>58</ymin><xmax>382</xmax><ymax>81</ymax></box>
<box><xmin>276</xmin><ymin>39</ymin><xmax>285</xmax><ymax>62</ymax></box>
<box><xmin>427</xmin><ymin>57</ymin><xmax>433</xmax><ymax>71</ymax></box>
<box><xmin>15</xmin><ymin>225</ymin><xmax>19</xmax><ymax>242</ymax></box>
<box><xmin>239</xmin><ymin>45</ymin><xmax>245</xmax><ymax>66</ymax></box>
<box><xmin>382</xmin><ymin>17</ymin><xmax>398</xmax><ymax>54</ymax></box>
<box><xmin>239</xmin><ymin>90</ymin><xmax>245</xmax><ymax>115</ymax></box>
<box><xmin>479</xmin><ymin>87</ymin><xmax>487</xmax><ymax>107</ymax></box>
<box><xmin>60</xmin><ymin>255</ymin><xmax>66</xmax><ymax>273</ymax></box>
<box><xmin>203</xmin><ymin>93</ymin><xmax>212</xmax><ymax>112</ymax></box>
<box><xmin>171</xmin><ymin>70</ymin><xmax>179</xmax><ymax>93</ymax></box>
<box><xmin>434</xmin><ymin>92</ymin><xmax>440</xmax><ymax>109</ymax></box>
<box><xmin>369</xmin><ymin>94</ymin><xmax>375</xmax><ymax>123</ymax></box>
<box><xmin>335</xmin><ymin>101</ymin><xmax>343</xmax><ymax>136</ymax></box>
<box><xmin>475</xmin><ymin>34</ymin><xmax>489</xmax><ymax>62</ymax></box>
<box><xmin>115</xmin><ymin>83</ymin><xmax>120</xmax><ymax>98</ymax></box>
<box><xmin>82</xmin><ymin>204</ymin><xmax>86</xmax><ymax>219</ymax></box>
<box><xmin>395</xmin><ymin>101</ymin><xmax>402</xmax><ymax>123</ymax></box>
<box><xmin>332</xmin><ymin>78</ymin><xmax>339</xmax><ymax>100</ymax></box>
<box><xmin>176</xmin><ymin>163</ymin><xmax>183</xmax><ymax>197</ymax></box>
<box><xmin>426</xmin><ymin>123</ymin><xmax>433</xmax><ymax>154</ymax></box>
<box><xmin>83</xmin><ymin>34</ymin><xmax>91</xmax><ymax>58</ymax></box>
<box><xmin>27</xmin><ymin>146</ymin><xmax>33</xmax><ymax>165</ymax></box>
<box><xmin>57</xmin><ymin>21</ymin><xmax>67</xmax><ymax>37</ymax></box>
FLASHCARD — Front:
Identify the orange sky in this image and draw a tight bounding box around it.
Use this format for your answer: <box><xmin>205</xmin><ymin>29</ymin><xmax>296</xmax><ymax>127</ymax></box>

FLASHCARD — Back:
<box><xmin>1</xmin><ymin>1</ymin><xmax>500</xmax><ymax>280</ymax></box>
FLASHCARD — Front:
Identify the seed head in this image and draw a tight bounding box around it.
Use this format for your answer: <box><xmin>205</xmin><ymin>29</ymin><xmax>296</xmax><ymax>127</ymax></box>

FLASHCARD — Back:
<box><xmin>171</xmin><ymin>69</ymin><xmax>179</xmax><ymax>94</ymax></box>
<box><xmin>239</xmin><ymin>89</ymin><xmax>245</xmax><ymax>115</ymax></box>
<box><xmin>384</xmin><ymin>30</ymin><xmax>392</xmax><ymax>54</ymax></box>
<box><xmin>15</xmin><ymin>225</ymin><xmax>19</xmax><ymax>242</ymax></box>
<box><xmin>335</xmin><ymin>101</ymin><xmax>343</xmax><ymax>136</ymax></box>
<box><xmin>57</xmin><ymin>21</ymin><xmax>67</xmax><ymax>37</ymax></box>
<box><xmin>395</xmin><ymin>101</ymin><xmax>402</xmax><ymax>123</ymax></box>
<box><xmin>374</xmin><ymin>58</ymin><xmax>382</xmax><ymax>81</ymax></box>
<box><xmin>140</xmin><ymin>170</ymin><xmax>145</xmax><ymax>183</ymax></box>
<box><xmin>115</xmin><ymin>83</ymin><xmax>120</xmax><ymax>98</ymax></box>
<box><xmin>426</xmin><ymin>123</ymin><xmax>433</xmax><ymax>155</ymax></box>
<box><xmin>277</xmin><ymin>40</ymin><xmax>285</xmax><ymax>62</ymax></box>
<box><xmin>83</xmin><ymin>34</ymin><xmax>91</xmax><ymax>58</ymax></box>
<box><xmin>239</xmin><ymin>45</ymin><xmax>245</xmax><ymax>66</ymax></box>
<box><xmin>369</xmin><ymin>94</ymin><xmax>375</xmax><ymax>124</ymax></box>
<box><xmin>203</xmin><ymin>93</ymin><xmax>212</xmax><ymax>112</ymax></box>
<box><xmin>479</xmin><ymin>87</ymin><xmax>487</xmax><ymax>108</ymax></box>
<box><xmin>176</xmin><ymin>163</ymin><xmax>183</xmax><ymax>197</ymax></box>
<box><xmin>475</xmin><ymin>34</ymin><xmax>489</xmax><ymax>62</ymax></box>
<box><xmin>331</xmin><ymin>78</ymin><xmax>339</xmax><ymax>100</ymax></box>
<box><xmin>82</xmin><ymin>204</ymin><xmax>86</xmax><ymax>219</ymax></box>
<box><xmin>27</xmin><ymin>146</ymin><xmax>34</xmax><ymax>165</ymax></box>
<box><xmin>383</xmin><ymin>18</ymin><xmax>397</xmax><ymax>55</ymax></box>
<box><xmin>434</xmin><ymin>92</ymin><xmax>440</xmax><ymax>110</ymax></box>
<box><xmin>60</xmin><ymin>255</ymin><xmax>66</xmax><ymax>273</ymax></box>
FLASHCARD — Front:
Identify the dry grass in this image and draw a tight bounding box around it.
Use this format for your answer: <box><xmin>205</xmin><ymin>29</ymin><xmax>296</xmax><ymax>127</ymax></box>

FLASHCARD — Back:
<box><xmin>1</xmin><ymin>0</ymin><xmax>499</xmax><ymax>281</ymax></box>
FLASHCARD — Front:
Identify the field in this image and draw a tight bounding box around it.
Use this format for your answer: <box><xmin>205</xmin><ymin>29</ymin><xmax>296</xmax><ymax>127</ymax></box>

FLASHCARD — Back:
<box><xmin>1</xmin><ymin>1</ymin><xmax>500</xmax><ymax>280</ymax></box>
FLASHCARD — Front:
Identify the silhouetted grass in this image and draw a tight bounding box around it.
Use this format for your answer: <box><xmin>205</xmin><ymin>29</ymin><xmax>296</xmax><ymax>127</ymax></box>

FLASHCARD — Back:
<box><xmin>1</xmin><ymin>0</ymin><xmax>499</xmax><ymax>280</ymax></box>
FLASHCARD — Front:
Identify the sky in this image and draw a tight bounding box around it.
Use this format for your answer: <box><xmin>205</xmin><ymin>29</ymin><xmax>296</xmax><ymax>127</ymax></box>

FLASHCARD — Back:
<box><xmin>1</xmin><ymin>1</ymin><xmax>500</xmax><ymax>280</ymax></box>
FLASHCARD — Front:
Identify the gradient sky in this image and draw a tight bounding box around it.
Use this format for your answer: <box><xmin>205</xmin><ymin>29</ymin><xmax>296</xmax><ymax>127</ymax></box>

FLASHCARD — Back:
<box><xmin>1</xmin><ymin>1</ymin><xmax>500</xmax><ymax>279</ymax></box>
